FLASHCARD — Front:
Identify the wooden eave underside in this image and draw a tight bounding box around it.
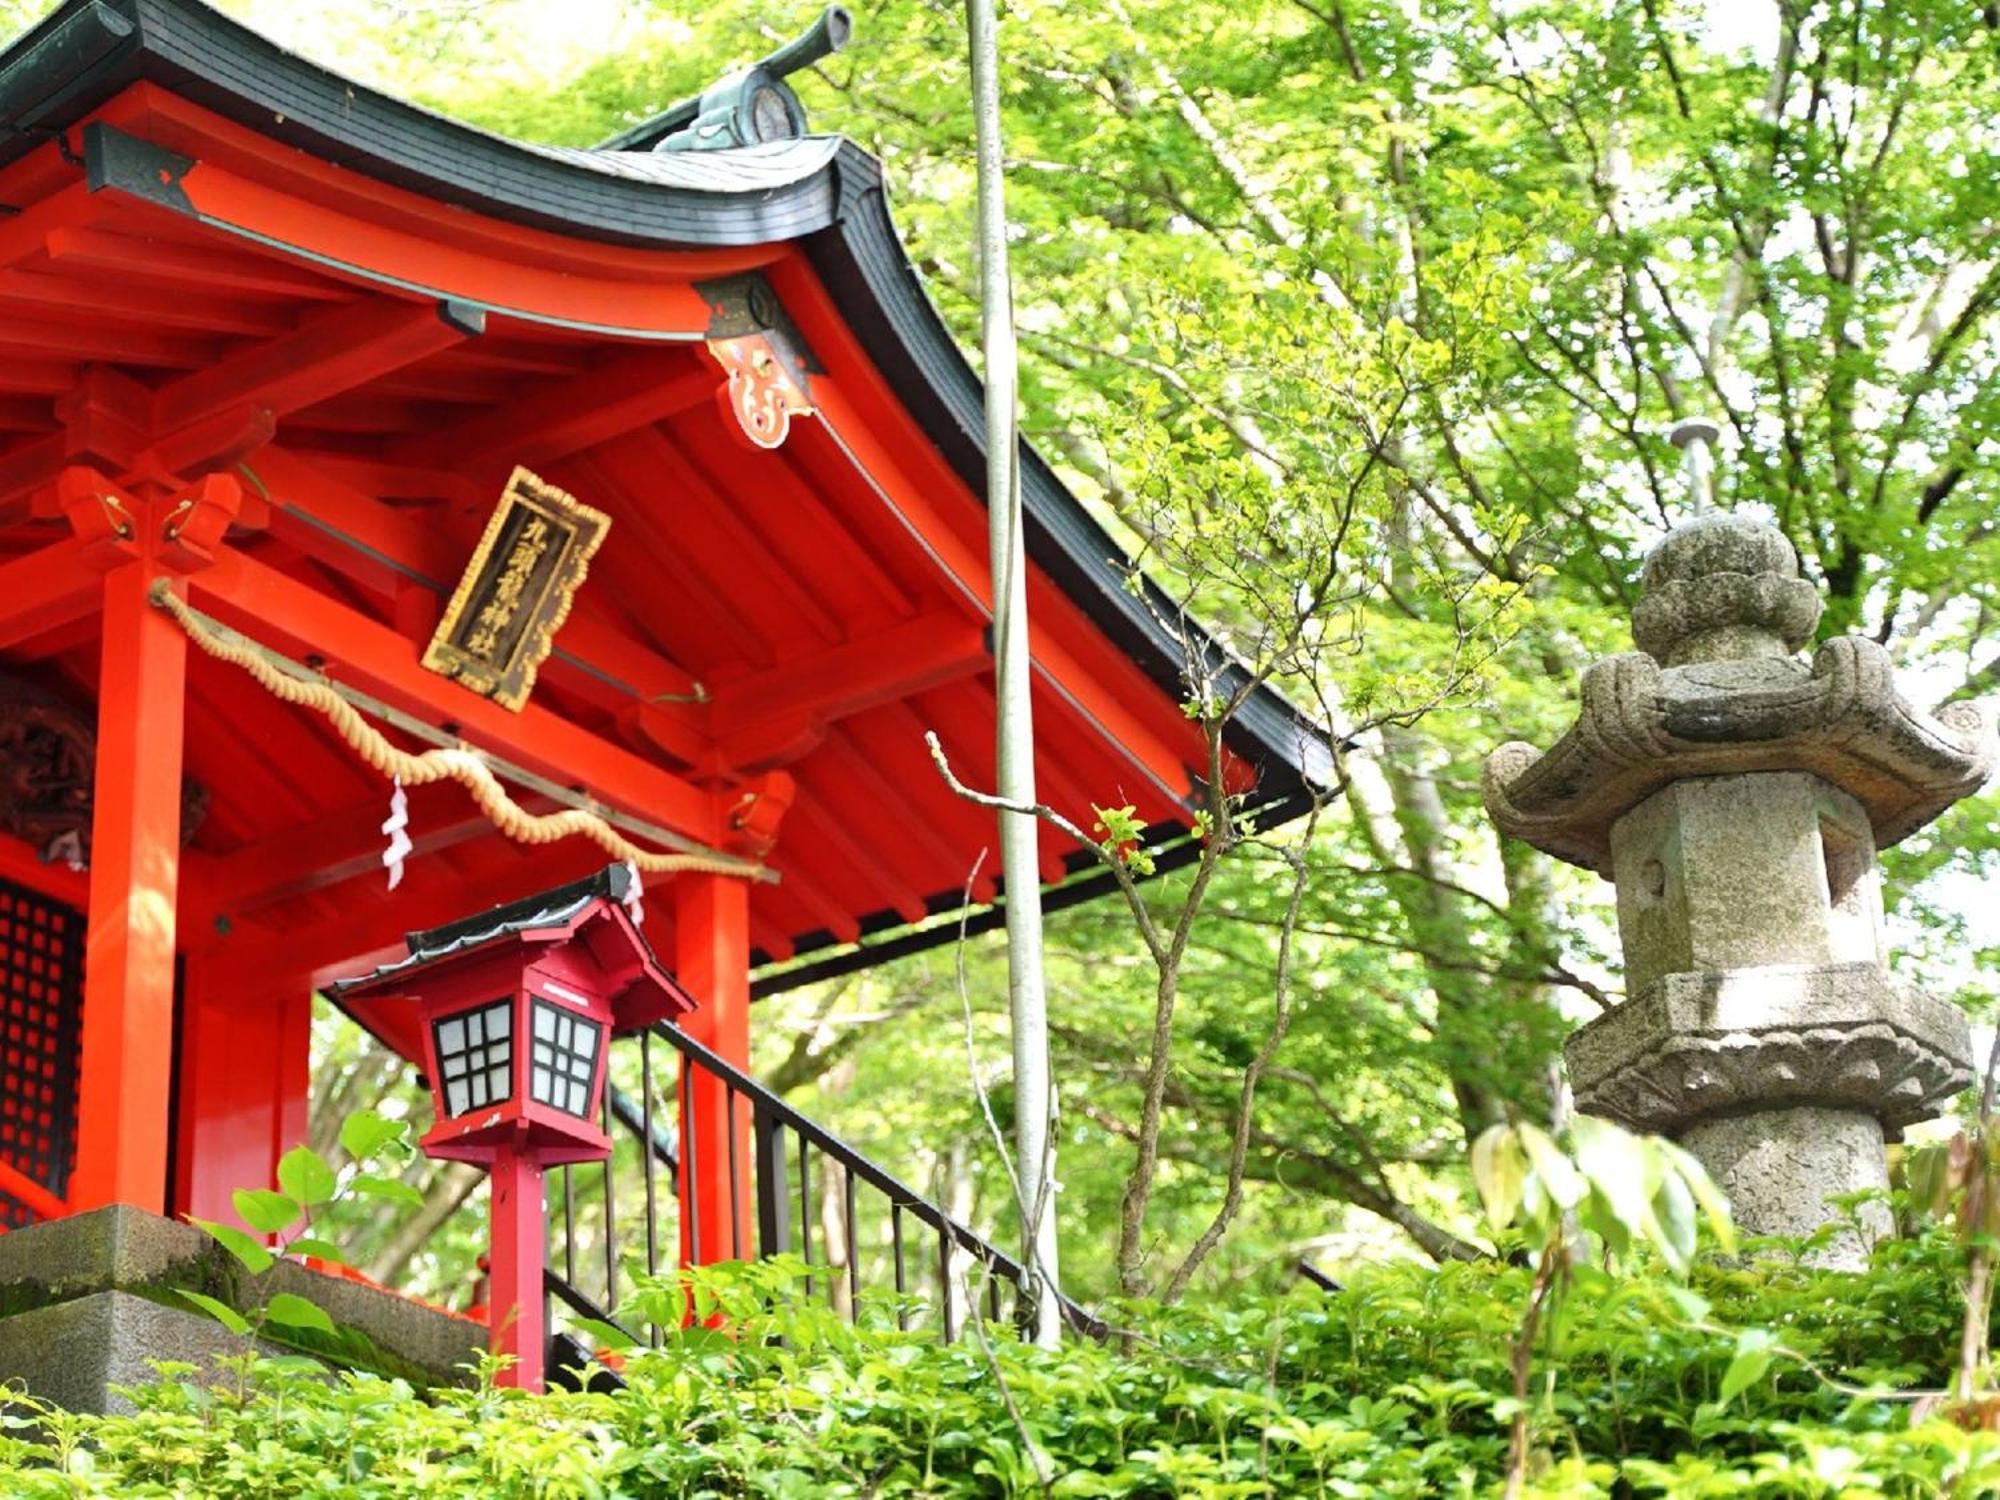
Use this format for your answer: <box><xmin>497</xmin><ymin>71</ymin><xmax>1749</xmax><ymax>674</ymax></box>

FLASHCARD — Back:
<box><xmin>0</xmin><ymin>81</ymin><xmax>1253</xmax><ymax>1002</ymax></box>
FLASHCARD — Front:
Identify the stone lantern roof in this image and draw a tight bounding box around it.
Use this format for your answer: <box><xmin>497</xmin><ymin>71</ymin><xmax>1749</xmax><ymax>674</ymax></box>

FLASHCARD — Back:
<box><xmin>1484</xmin><ymin>512</ymin><xmax>1997</xmax><ymax>877</ymax></box>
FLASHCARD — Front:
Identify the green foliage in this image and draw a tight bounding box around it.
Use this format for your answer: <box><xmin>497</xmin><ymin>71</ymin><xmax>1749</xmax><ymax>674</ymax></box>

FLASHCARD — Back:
<box><xmin>178</xmin><ymin>1109</ymin><xmax>422</xmax><ymax>1362</ymax></box>
<box><xmin>13</xmin><ymin>0</ymin><xmax>1999</xmax><ymax>1318</ymax></box>
<box><xmin>3</xmin><ymin>1249</ymin><xmax>1998</xmax><ymax>1496</ymax></box>
<box><xmin>1474</xmin><ymin>1118</ymin><xmax>1733</xmax><ymax>1275</ymax></box>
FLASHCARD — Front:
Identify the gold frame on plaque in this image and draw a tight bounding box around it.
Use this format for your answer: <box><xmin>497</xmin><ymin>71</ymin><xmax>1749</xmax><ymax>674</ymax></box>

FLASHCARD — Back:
<box><xmin>421</xmin><ymin>467</ymin><xmax>611</xmax><ymax>711</ymax></box>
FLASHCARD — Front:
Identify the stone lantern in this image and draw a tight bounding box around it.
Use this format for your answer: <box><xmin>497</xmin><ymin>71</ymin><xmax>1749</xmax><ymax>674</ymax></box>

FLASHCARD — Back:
<box><xmin>1484</xmin><ymin>512</ymin><xmax>1996</xmax><ymax>1263</ymax></box>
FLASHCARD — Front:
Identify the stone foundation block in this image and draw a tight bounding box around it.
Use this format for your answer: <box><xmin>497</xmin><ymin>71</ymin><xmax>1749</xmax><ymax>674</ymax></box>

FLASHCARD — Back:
<box><xmin>0</xmin><ymin>1206</ymin><xmax>484</xmax><ymax>1413</ymax></box>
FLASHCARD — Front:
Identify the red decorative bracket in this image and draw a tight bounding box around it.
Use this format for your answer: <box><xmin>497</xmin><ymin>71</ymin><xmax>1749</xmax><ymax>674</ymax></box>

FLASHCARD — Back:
<box><xmin>707</xmin><ymin>332</ymin><xmax>815</xmax><ymax>450</ymax></box>
<box><xmin>158</xmin><ymin>472</ymin><xmax>245</xmax><ymax>571</ymax></box>
<box><xmin>725</xmin><ymin>770</ymin><xmax>797</xmax><ymax>856</ymax></box>
<box><xmin>56</xmin><ymin>466</ymin><xmax>141</xmax><ymax>567</ymax></box>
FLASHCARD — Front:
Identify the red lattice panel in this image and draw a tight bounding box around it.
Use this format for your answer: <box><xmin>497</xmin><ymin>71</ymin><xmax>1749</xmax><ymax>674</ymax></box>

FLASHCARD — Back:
<box><xmin>0</xmin><ymin>877</ymin><xmax>82</xmax><ymax>1227</ymax></box>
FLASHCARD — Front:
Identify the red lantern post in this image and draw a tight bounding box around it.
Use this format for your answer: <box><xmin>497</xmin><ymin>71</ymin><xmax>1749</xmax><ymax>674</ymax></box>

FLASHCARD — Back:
<box><xmin>331</xmin><ymin>865</ymin><xmax>695</xmax><ymax>1389</ymax></box>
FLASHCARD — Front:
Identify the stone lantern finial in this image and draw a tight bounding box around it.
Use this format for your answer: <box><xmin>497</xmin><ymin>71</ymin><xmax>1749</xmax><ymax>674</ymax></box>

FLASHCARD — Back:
<box><xmin>1483</xmin><ymin>512</ymin><xmax>1996</xmax><ymax>1264</ymax></box>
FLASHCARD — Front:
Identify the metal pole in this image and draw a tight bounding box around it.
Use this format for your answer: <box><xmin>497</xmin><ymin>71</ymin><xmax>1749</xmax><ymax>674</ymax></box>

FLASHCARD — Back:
<box><xmin>966</xmin><ymin>0</ymin><xmax>1061</xmax><ymax>1346</ymax></box>
<box><xmin>1670</xmin><ymin>419</ymin><xmax>1720</xmax><ymax>515</ymax></box>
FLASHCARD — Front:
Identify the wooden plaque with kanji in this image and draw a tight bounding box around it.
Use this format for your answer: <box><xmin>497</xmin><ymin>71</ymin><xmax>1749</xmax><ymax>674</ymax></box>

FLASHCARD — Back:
<box><xmin>422</xmin><ymin>468</ymin><xmax>610</xmax><ymax>711</ymax></box>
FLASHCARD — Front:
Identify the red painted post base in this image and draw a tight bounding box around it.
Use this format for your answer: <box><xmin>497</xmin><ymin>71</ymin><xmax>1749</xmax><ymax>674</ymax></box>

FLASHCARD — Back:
<box><xmin>487</xmin><ymin>1149</ymin><xmax>545</xmax><ymax>1392</ymax></box>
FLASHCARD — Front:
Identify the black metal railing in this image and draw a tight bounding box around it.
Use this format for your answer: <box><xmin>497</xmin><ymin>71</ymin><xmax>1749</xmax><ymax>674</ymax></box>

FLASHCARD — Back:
<box><xmin>540</xmin><ymin>1018</ymin><xmax>1095</xmax><ymax>1364</ymax></box>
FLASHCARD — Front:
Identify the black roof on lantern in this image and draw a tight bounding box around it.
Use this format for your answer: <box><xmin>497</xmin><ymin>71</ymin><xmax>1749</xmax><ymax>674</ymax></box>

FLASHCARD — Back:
<box><xmin>0</xmin><ymin>0</ymin><xmax>1334</xmax><ymax>987</ymax></box>
<box><xmin>325</xmin><ymin>865</ymin><xmax>650</xmax><ymax>997</ymax></box>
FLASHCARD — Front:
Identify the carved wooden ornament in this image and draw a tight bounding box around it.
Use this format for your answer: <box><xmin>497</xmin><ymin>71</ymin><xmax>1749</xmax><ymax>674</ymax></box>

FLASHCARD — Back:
<box><xmin>708</xmin><ymin>331</ymin><xmax>815</xmax><ymax>450</ymax></box>
<box><xmin>0</xmin><ymin>671</ymin><xmax>207</xmax><ymax>868</ymax></box>
<box><xmin>421</xmin><ymin>468</ymin><xmax>610</xmax><ymax>712</ymax></box>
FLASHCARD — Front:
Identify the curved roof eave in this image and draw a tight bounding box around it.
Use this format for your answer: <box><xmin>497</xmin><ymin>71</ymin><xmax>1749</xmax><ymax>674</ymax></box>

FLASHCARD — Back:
<box><xmin>0</xmin><ymin>0</ymin><xmax>1332</xmax><ymax>814</ymax></box>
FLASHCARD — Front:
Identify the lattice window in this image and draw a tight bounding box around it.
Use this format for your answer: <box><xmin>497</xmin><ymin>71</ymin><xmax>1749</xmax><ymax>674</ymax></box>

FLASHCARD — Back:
<box><xmin>433</xmin><ymin>1000</ymin><xmax>514</xmax><ymax>1118</ymax></box>
<box><xmin>529</xmin><ymin>998</ymin><xmax>602</xmax><ymax>1119</ymax></box>
<box><xmin>0</xmin><ymin>877</ymin><xmax>83</xmax><ymax>1228</ymax></box>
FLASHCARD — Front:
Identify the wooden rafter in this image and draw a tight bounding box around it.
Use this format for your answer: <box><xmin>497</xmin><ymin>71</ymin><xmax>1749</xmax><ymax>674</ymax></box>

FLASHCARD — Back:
<box><xmin>0</xmin><ymin>536</ymin><xmax>101</xmax><ymax>653</ymax></box>
<box><xmin>44</xmin><ymin>225</ymin><xmax>351</xmax><ymax>301</ymax></box>
<box><xmin>385</xmin><ymin>345</ymin><xmax>714</xmax><ymax>473</ymax></box>
<box><xmin>151</xmin><ymin>297</ymin><xmax>477</xmax><ymax>433</ymax></box>
<box><xmin>234</xmin><ymin>447</ymin><xmax>710</xmax><ymax>762</ymax></box>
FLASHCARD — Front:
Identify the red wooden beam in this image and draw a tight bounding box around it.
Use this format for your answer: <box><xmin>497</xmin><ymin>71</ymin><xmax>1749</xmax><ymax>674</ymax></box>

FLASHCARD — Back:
<box><xmin>190</xmin><ymin>544</ymin><xmax>723</xmax><ymax>847</ymax></box>
<box><xmin>208</xmin><ymin>838</ymin><xmax>630</xmax><ymax>1002</ymax></box>
<box><xmin>801</xmin><ymin>370</ymin><xmax>1205</xmax><ymax>812</ymax></box>
<box><xmin>589</xmin><ymin>428</ymin><xmax>840</xmax><ymax>648</ymax></box>
<box><xmin>72</xmin><ymin>558</ymin><xmax>188</xmax><ymax>1213</ymax></box>
<box><xmin>0</xmin><ymin>536</ymin><xmax>102</xmax><ymax>653</ymax></box>
<box><xmin>765</xmin><ymin>855</ymin><xmax>861</xmax><ymax>946</ymax></box>
<box><xmin>0</xmin><ymin>269</ymin><xmax>293</xmax><ymax>338</ymax></box>
<box><xmin>0</xmin><ymin>315</ymin><xmax>216</xmax><ymax>370</ymax></box>
<box><xmin>193</xmin><ymin>784</ymin><xmax>542</xmax><ymax>920</ymax></box>
<box><xmin>728</xmin><ymin>433</ymin><xmax>916</xmax><ymax>633</ymax></box>
<box><xmin>777</xmin><ymin>796</ymin><xmax>922</xmax><ymax>928</ymax></box>
<box><xmin>44</xmin><ymin>225</ymin><xmax>350</xmax><ymax>301</ymax></box>
<box><xmin>0</xmin><ymin>361</ymin><xmax>80</xmax><ymax>396</ymax></box>
<box><xmin>151</xmin><ymin>297</ymin><xmax>479</xmax><ymax>434</ymax></box>
<box><xmin>385</xmin><ymin>346</ymin><xmax>714</xmax><ymax>473</ymax></box>
<box><xmin>673</xmin><ymin>873</ymin><xmax>753</xmax><ymax>1264</ymax></box>
<box><xmin>706</xmin><ymin>611</ymin><xmax>987</xmax><ymax>741</ymax></box>
<box><xmin>804</xmin><ymin>732</ymin><xmax>995</xmax><ymax>904</ymax></box>
<box><xmin>0</xmin><ymin>182</ymin><xmax>111</xmax><ymax>270</ymax></box>
<box><xmin>566</xmin><ymin>447</ymin><xmax>780</xmax><ymax>668</ymax></box>
<box><xmin>172</xmin><ymin>954</ymin><xmax>310</xmax><ymax>1225</ymax></box>
<box><xmin>0</xmin><ymin>396</ymin><xmax>54</xmax><ymax>433</ymax></box>
<box><xmin>131</xmin><ymin>87</ymin><xmax>775</xmax><ymax>318</ymax></box>
<box><xmin>913</xmin><ymin>686</ymin><xmax>1069</xmax><ymax>886</ymax></box>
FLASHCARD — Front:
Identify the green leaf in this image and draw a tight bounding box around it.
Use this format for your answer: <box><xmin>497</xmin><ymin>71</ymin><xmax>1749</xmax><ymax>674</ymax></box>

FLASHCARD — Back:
<box><xmin>235</xmin><ymin>1188</ymin><xmax>302</xmax><ymax>1235</ymax></box>
<box><xmin>1719</xmin><ymin>1328</ymin><xmax>1777</xmax><ymax>1405</ymax></box>
<box><xmin>1570</xmin><ymin>1116</ymin><xmax>1654</xmax><ymax>1242</ymax></box>
<box><xmin>283</xmin><ymin>1237</ymin><xmax>347</xmax><ymax>1264</ymax></box>
<box><xmin>277</xmin><ymin>1145</ymin><xmax>339</xmax><ymax>1207</ymax></box>
<box><xmin>189</xmin><ymin>1216</ymin><xmax>274</xmax><ymax>1275</ymax></box>
<box><xmin>254</xmin><ymin>1355</ymin><xmax>329</xmax><ymax>1379</ymax></box>
<box><xmin>350</xmin><ymin>1174</ymin><xmax>426</xmax><ymax>1209</ymax></box>
<box><xmin>339</xmin><ymin>1109</ymin><xmax>406</xmax><ymax>1163</ymax></box>
<box><xmin>1469</xmin><ymin>1124</ymin><xmax>1526</xmax><ymax>1231</ymax></box>
<box><xmin>571</xmin><ymin>1317</ymin><xmax>638</xmax><ymax>1353</ymax></box>
<box><xmin>177</xmin><ymin>1289</ymin><xmax>251</xmax><ymax>1337</ymax></box>
<box><xmin>1517</xmin><ymin>1122</ymin><xmax>1584</xmax><ymax>1211</ymax></box>
<box><xmin>1665</xmin><ymin>1285</ymin><xmax>1712</xmax><ymax>1324</ymax></box>
<box><xmin>1659</xmin><ymin>1139</ymin><xmax>1737</xmax><ymax>1255</ymax></box>
<box><xmin>263</xmin><ymin>1292</ymin><xmax>337</xmax><ymax>1337</ymax></box>
<box><xmin>1648</xmin><ymin>1168</ymin><xmax>1698</xmax><ymax>1277</ymax></box>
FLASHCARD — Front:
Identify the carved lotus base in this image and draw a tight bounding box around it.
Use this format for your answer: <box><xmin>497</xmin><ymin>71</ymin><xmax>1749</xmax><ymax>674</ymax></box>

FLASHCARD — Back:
<box><xmin>1565</xmin><ymin>963</ymin><xmax>1971</xmax><ymax>1137</ymax></box>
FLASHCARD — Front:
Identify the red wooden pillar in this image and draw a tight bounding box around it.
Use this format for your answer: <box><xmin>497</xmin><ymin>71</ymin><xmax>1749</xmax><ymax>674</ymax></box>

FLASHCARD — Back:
<box><xmin>488</xmin><ymin>1148</ymin><xmax>546</xmax><ymax>1391</ymax></box>
<box><xmin>72</xmin><ymin>558</ymin><xmax>188</xmax><ymax>1213</ymax></box>
<box><xmin>173</xmin><ymin>958</ymin><xmax>312</xmax><ymax>1223</ymax></box>
<box><xmin>675</xmin><ymin>872</ymin><xmax>752</xmax><ymax>1264</ymax></box>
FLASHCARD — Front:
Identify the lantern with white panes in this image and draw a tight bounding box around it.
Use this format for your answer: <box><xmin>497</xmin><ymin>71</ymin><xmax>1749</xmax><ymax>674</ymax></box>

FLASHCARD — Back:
<box><xmin>330</xmin><ymin>864</ymin><xmax>697</xmax><ymax>1388</ymax></box>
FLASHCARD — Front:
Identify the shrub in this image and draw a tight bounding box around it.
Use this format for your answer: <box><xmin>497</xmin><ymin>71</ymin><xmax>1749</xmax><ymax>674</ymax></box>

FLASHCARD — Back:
<box><xmin>3</xmin><ymin>1242</ymin><xmax>1998</xmax><ymax>1497</ymax></box>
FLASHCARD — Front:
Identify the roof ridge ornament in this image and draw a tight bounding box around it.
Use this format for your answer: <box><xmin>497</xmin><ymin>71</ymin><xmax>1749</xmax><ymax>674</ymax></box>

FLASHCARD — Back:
<box><xmin>602</xmin><ymin>7</ymin><xmax>852</xmax><ymax>155</ymax></box>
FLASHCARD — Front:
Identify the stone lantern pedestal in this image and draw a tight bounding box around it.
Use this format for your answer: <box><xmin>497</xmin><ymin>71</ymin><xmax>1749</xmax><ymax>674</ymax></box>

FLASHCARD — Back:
<box><xmin>1485</xmin><ymin>514</ymin><xmax>1995</xmax><ymax>1264</ymax></box>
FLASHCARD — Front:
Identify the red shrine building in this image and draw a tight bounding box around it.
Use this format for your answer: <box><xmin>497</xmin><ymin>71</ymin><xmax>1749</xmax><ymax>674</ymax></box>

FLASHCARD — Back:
<box><xmin>0</xmin><ymin>0</ymin><xmax>1321</xmax><ymax>1283</ymax></box>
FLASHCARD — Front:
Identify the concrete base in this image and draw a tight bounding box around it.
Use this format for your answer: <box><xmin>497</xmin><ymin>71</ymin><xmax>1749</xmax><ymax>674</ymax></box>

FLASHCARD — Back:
<box><xmin>1680</xmin><ymin>1105</ymin><xmax>1892</xmax><ymax>1268</ymax></box>
<box><xmin>0</xmin><ymin>1206</ymin><xmax>485</xmax><ymax>1413</ymax></box>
